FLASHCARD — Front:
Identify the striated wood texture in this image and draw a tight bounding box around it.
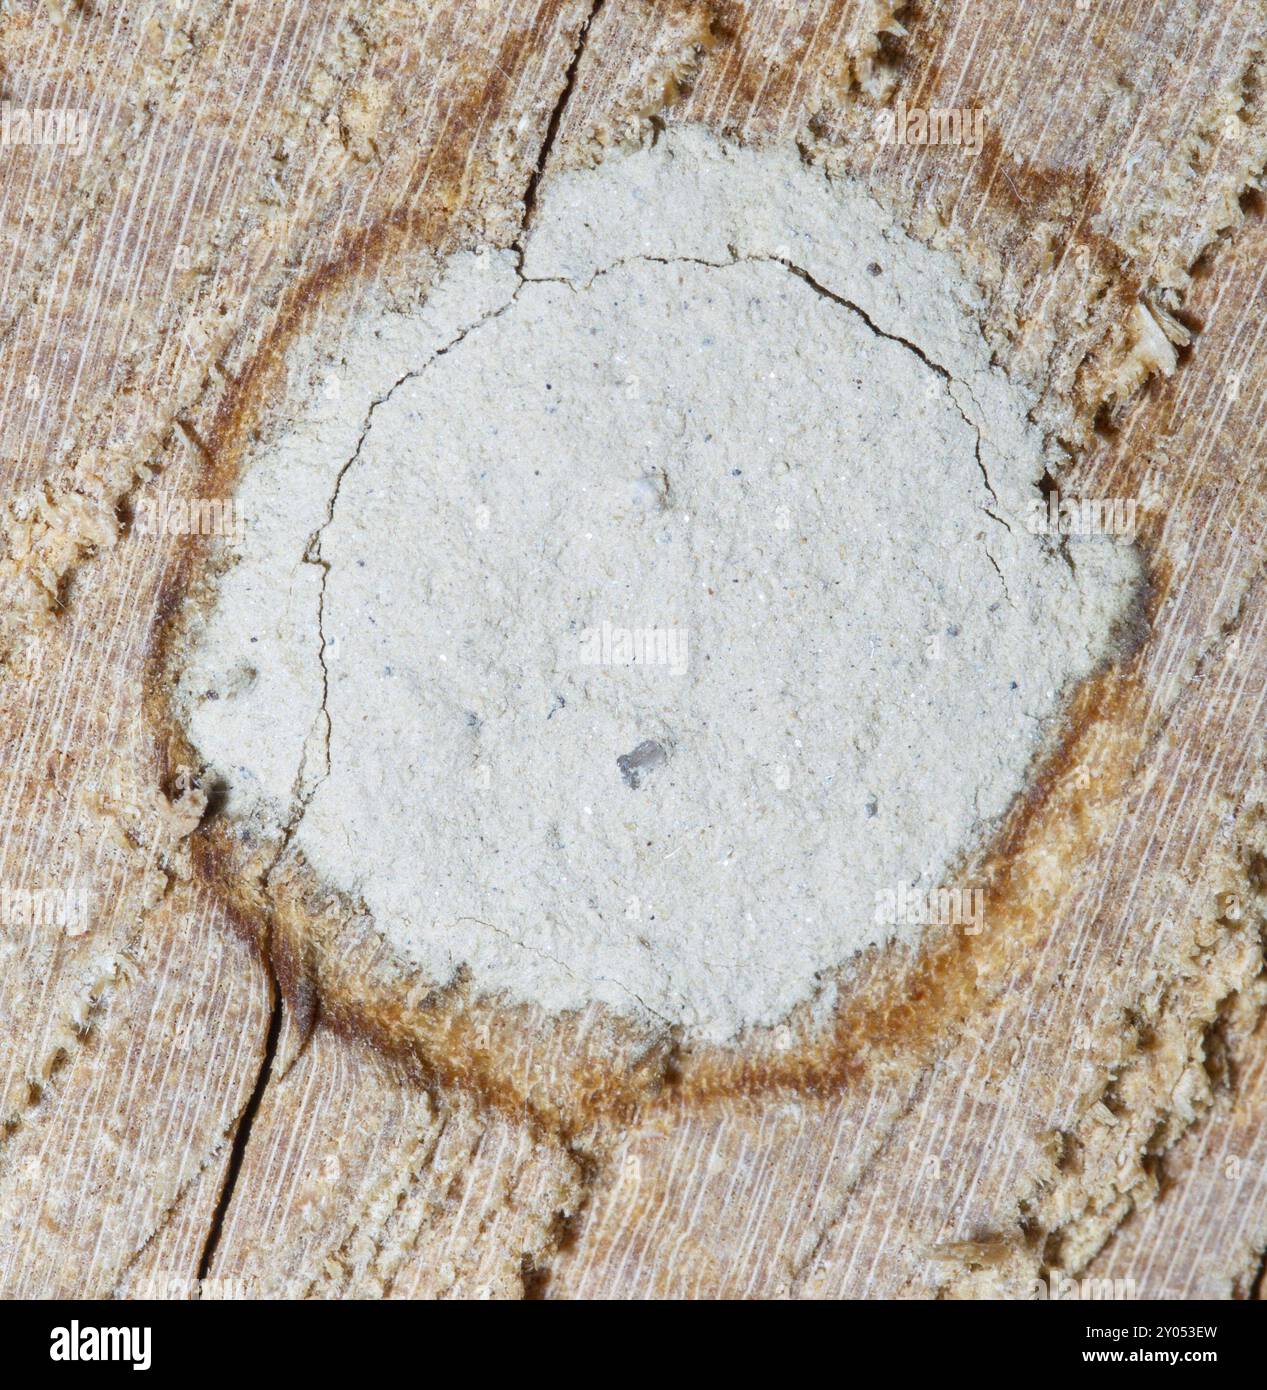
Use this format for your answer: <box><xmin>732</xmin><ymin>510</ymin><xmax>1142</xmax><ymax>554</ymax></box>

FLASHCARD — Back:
<box><xmin>1</xmin><ymin>0</ymin><xmax>1266</xmax><ymax>1298</ymax></box>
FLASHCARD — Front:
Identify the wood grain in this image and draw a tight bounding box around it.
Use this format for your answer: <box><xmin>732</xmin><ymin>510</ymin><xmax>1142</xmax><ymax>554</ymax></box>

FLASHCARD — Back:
<box><xmin>1</xmin><ymin>0</ymin><xmax>1265</xmax><ymax>1299</ymax></box>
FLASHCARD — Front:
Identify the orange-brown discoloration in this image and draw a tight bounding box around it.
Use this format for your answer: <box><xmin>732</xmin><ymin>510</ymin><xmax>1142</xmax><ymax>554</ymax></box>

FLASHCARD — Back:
<box><xmin>133</xmin><ymin>0</ymin><xmax>1192</xmax><ymax>1147</ymax></box>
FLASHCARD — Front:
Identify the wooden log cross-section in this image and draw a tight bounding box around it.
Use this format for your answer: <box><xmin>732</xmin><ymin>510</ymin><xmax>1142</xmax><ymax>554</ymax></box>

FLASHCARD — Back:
<box><xmin>0</xmin><ymin>0</ymin><xmax>1266</xmax><ymax>1309</ymax></box>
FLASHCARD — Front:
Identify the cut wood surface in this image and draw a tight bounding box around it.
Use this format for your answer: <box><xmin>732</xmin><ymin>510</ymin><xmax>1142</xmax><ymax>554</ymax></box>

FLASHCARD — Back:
<box><xmin>1</xmin><ymin>0</ymin><xmax>1266</xmax><ymax>1299</ymax></box>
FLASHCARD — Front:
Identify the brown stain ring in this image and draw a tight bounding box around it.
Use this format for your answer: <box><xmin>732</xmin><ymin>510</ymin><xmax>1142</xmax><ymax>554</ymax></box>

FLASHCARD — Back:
<box><xmin>136</xmin><ymin>4</ymin><xmax>1167</xmax><ymax>1140</ymax></box>
<box><xmin>140</xmin><ymin>185</ymin><xmax>1164</xmax><ymax>1145</ymax></box>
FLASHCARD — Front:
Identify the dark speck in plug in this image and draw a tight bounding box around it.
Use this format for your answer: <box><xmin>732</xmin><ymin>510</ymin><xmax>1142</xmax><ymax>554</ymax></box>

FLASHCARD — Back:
<box><xmin>617</xmin><ymin>739</ymin><xmax>668</xmax><ymax>790</ymax></box>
